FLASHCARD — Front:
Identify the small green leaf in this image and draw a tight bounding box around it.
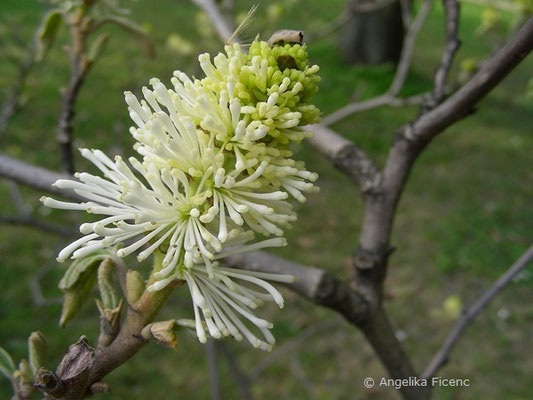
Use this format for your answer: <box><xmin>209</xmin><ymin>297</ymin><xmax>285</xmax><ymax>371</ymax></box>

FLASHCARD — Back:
<box><xmin>59</xmin><ymin>251</ymin><xmax>110</xmax><ymax>290</ymax></box>
<box><xmin>59</xmin><ymin>251</ymin><xmax>111</xmax><ymax>327</ymax></box>
<box><xmin>36</xmin><ymin>9</ymin><xmax>63</xmax><ymax>61</ymax></box>
<box><xmin>98</xmin><ymin>258</ymin><xmax>119</xmax><ymax>309</ymax></box>
<box><xmin>87</xmin><ymin>32</ymin><xmax>110</xmax><ymax>64</ymax></box>
<box><xmin>60</xmin><ymin>276</ymin><xmax>98</xmax><ymax>328</ymax></box>
<box><xmin>18</xmin><ymin>359</ymin><xmax>33</xmax><ymax>381</ymax></box>
<box><xmin>0</xmin><ymin>347</ymin><xmax>15</xmax><ymax>380</ymax></box>
<box><xmin>28</xmin><ymin>331</ymin><xmax>48</xmax><ymax>374</ymax></box>
<box><xmin>102</xmin><ymin>16</ymin><xmax>154</xmax><ymax>57</ymax></box>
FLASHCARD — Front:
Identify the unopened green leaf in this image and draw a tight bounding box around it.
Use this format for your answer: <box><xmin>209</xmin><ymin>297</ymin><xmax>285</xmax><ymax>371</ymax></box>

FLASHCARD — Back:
<box><xmin>98</xmin><ymin>258</ymin><xmax>119</xmax><ymax>309</ymax></box>
<box><xmin>28</xmin><ymin>331</ymin><xmax>48</xmax><ymax>374</ymax></box>
<box><xmin>59</xmin><ymin>251</ymin><xmax>111</xmax><ymax>327</ymax></box>
<box><xmin>59</xmin><ymin>251</ymin><xmax>110</xmax><ymax>290</ymax></box>
<box><xmin>36</xmin><ymin>9</ymin><xmax>63</xmax><ymax>61</ymax></box>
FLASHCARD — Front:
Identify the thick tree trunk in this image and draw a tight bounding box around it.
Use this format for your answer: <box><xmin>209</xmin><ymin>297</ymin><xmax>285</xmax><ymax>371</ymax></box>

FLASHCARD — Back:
<box><xmin>339</xmin><ymin>0</ymin><xmax>405</xmax><ymax>65</ymax></box>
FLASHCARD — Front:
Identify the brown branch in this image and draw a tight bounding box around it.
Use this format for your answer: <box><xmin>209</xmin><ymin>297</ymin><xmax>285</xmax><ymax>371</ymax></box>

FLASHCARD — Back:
<box><xmin>57</xmin><ymin>67</ymin><xmax>86</xmax><ymax>175</ymax></box>
<box><xmin>226</xmin><ymin>252</ymin><xmax>424</xmax><ymax>399</ymax></box>
<box><xmin>57</xmin><ymin>12</ymin><xmax>90</xmax><ymax>174</ymax></box>
<box><xmin>192</xmin><ymin>0</ymin><xmax>236</xmax><ymax>43</ymax></box>
<box><xmin>355</xmin><ymin>16</ymin><xmax>533</xmax><ymax>279</ymax></box>
<box><xmin>36</xmin><ymin>277</ymin><xmax>180</xmax><ymax>399</ymax></box>
<box><xmin>407</xmin><ymin>16</ymin><xmax>533</xmax><ymax>143</ymax></box>
<box><xmin>322</xmin><ymin>94</ymin><xmax>391</xmax><ymax>125</ymax></box>
<box><xmin>229</xmin><ymin>249</ymin><xmax>424</xmax><ymax>399</ymax></box>
<box><xmin>305</xmin><ymin>124</ymin><xmax>380</xmax><ymax>193</ymax></box>
<box><xmin>337</xmin><ymin>15</ymin><xmax>533</xmax><ymax>400</ymax></box>
<box><xmin>206</xmin><ymin>340</ymin><xmax>222</xmax><ymax>400</ymax></box>
<box><xmin>322</xmin><ymin>0</ymin><xmax>433</xmax><ymax>126</ymax></box>
<box><xmin>6</xmin><ymin>180</ymin><xmax>31</xmax><ymax>215</ymax></box>
<box><xmin>389</xmin><ymin>92</ymin><xmax>428</xmax><ymax>107</ymax></box>
<box><xmin>237</xmin><ymin>249</ymin><xmax>429</xmax><ymax>400</ymax></box>
<box><xmin>371</xmin><ymin>16</ymin><xmax>533</xmax><ymax>221</ymax></box>
<box><xmin>87</xmin><ymin>283</ymin><xmax>179</xmax><ymax>382</ymax></box>
<box><xmin>0</xmin><ymin>37</ymin><xmax>36</xmax><ymax>140</ymax></box>
<box><xmin>349</xmin><ymin>3</ymin><xmax>461</xmax><ymax>277</ymax></box>
<box><xmin>389</xmin><ymin>0</ymin><xmax>433</xmax><ymax>95</ymax></box>
<box><xmin>430</xmin><ymin>0</ymin><xmax>460</xmax><ymax>106</ymax></box>
<box><xmin>360</xmin><ymin>308</ymin><xmax>429</xmax><ymax>399</ymax></box>
<box><xmin>363</xmin><ymin>1</ymin><xmax>459</xmax><ymax>227</ymax></box>
<box><xmin>342</xmin><ymin>17</ymin><xmax>533</xmax><ymax>398</ymax></box>
<box><xmin>224</xmin><ymin>251</ymin><xmax>371</xmax><ymax>325</ymax></box>
<box><xmin>0</xmin><ymin>213</ymin><xmax>76</xmax><ymax>237</ymax></box>
<box><xmin>0</xmin><ymin>154</ymin><xmax>83</xmax><ymax>201</ymax></box>
<box><xmin>422</xmin><ymin>244</ymin><xmax>533</xmax><ymax>379</ymax></box>
<box><xmin>222</xmin><ymin>252</ymin><xmax>425</xmax><ymax>394</ymax></box>
<box><xmin>320</xmin><ymin>91</ymin><xmax>429</xmax><ymax>124</ymax></box>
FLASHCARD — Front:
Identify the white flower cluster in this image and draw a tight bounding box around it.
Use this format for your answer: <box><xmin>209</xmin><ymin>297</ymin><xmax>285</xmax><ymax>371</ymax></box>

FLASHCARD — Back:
<box><xmin>42</xmin><ymin>39</ymin><xmax>320</xmax><ymax>350</ymax></box>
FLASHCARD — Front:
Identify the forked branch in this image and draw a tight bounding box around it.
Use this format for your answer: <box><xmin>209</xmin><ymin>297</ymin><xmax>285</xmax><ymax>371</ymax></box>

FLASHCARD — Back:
<box><xmin>400</xmin><ymin>16</ymin><xmax>533</xmax><ymax>144</ymax></box>
<box><xmin>322</xmin><ymin>0</ymin><xmax>434</xmax><ymax>126</ymax></box>
<box><xmin>430</xmin><ymin>0</ymin><xmax>460</xmax><ymax>106</ymax></box>
<box><xmin>422</xmin><ymin>244</ymin><xmax>533</xmax><ymax>379</ymax></box>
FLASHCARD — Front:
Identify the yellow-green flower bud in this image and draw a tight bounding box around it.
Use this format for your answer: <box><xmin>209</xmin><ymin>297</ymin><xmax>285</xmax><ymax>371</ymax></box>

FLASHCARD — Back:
<box><xmin>126</xmin><ymin>270</ymin><xmax>145</xmax><ymax>305</ymax></box>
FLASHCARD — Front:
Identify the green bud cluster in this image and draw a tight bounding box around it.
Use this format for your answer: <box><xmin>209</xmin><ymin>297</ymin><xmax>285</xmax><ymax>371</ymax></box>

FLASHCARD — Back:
<box><xmin>201</xmin><ymin>38</ymin><xmax>321</xmax><ymax>147</ymax></box>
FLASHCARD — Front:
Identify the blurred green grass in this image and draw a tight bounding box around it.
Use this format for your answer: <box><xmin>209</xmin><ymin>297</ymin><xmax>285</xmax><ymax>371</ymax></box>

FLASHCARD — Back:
<box><xmin>1</xmin><ymin>0</ymin><xmax>532</xmax><ymax>399</ymax></box>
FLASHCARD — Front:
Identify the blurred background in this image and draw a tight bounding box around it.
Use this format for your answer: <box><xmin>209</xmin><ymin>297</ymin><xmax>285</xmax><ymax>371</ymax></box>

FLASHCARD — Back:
<box><xmin>0</xmin><ymin>0</ymin><xmax>532</xmax><ymax>398</ymax></box>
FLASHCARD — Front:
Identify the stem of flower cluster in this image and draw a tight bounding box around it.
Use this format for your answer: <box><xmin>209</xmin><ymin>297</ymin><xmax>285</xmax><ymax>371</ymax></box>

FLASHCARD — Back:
<box><xmin>36</xmin><ymin>258</ymin><xmax>181</xmax><ymax>399</ymax></box>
